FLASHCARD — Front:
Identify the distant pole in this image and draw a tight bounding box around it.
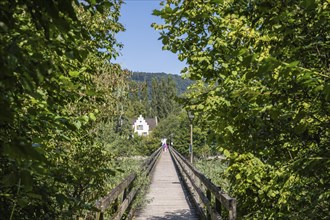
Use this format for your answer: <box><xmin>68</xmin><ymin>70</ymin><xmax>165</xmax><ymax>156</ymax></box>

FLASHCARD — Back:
<box><xmin>190</xmin><ymin>123</ymin><xmax>193</xmax><ymax>164</ymax></box>
<box><xmin>187</xmin><ymin>111</ymin><xmax>194</xmax><ymax>164</ymax></box>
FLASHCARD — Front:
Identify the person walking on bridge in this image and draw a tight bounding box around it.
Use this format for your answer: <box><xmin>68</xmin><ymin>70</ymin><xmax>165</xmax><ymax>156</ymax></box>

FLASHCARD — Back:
<box><xmin>161</xmin><ymin>138</ymin><xmax>168</xmax><ymax>152</ymax></box>
<box><xmin>163</xmin><ymin>143</ymin><xmax>168</xmax><ymax>152</ymax></box>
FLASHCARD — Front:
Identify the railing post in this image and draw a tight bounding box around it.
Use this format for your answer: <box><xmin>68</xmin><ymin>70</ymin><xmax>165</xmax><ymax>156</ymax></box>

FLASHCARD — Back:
<box><xmin>206</xmin><ymin>188</ymin><xmax>211</xmax><ymax>219</ymax></box>
<box><xmin>190</xmin><ymin>123</ymin><xmax>193</xmax><ymax>164</ymax></box>
<box><xmin>115</xmin><ymin>197</ymin><xmax>119</xmax><ymax>212</ymax></box>
<box><xmin>229</xmin><ymin>198</ymin><xmax>237</xmax><ymax>220</ymax></box>
<box><xmin>96</xmin><ymin>212</ymin><xmax>104</xmax><ymax>220</ymax></box>
<box><xmin>215</xmin><ymin>186</ymin><xmax>222</xmax><ymax>217</ymax></box>
<box><xmin>198</xmin><ymin>178</ymin><xmax>203</xmax><ymax>207</ymax></box>
<box><xmin>122</xmin><ymin>188</ymin><xmax>127</xmax><ymax>202</ymax></box>
<box><xmin>215</xmin><ymin>198</ymin><xmax>221</xmax><ymax>217</ymax></box>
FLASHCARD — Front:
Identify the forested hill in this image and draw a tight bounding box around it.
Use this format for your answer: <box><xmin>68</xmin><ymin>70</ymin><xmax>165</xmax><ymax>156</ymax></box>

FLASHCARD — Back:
<box><xmin>131</xmin><ymin>71</ymin><xmax>193</xmax><ymax>94</ymax></box>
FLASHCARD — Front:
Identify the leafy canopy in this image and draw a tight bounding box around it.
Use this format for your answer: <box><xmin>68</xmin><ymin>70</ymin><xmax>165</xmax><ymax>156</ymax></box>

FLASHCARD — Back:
<box><xmin>153</xmin><ymin>0</ymin><xmax>329</xmax><ymax>218</ymax></box>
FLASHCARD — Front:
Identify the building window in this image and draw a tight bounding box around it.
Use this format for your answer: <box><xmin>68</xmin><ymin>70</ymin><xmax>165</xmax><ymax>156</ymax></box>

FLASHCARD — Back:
<box><xmin>137</xmin><ymin>125</ymin><xmax>143</xmax><ymax>130</ymax></box>
<box><xmin>142</xmin><ymin>132</ymin><xmax>148</xmax><ymax>136</ymax></box>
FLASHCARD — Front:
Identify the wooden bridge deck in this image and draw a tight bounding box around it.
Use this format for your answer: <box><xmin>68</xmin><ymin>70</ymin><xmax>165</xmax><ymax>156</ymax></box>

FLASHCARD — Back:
<box><xmin>134</xmin><ymin>151</ymin><xmax>199</xmax><ymax>220</ymax></box>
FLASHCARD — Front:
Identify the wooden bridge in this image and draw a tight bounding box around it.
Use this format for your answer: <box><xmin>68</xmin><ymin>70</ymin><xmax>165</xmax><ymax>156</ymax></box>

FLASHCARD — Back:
<box><xmin>134</xmin><ymin>150</ymin><xmax>198</xmax><ymax>219</ymax></box>
<box><xmin>93</xmin><ymin>147</ymin><xmax>236</xmax><ymax>220</ymax></box>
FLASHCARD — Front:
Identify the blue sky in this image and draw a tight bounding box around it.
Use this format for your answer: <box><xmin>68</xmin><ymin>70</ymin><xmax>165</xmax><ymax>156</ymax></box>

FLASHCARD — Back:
<box><xmin>113</xmin><ymin>0</ymin><xmax>186</xmax><ymax>75</ymax></box>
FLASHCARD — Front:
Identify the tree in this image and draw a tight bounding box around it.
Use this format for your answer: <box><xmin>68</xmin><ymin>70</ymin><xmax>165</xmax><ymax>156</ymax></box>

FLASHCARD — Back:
<box><xmin>141</xmin><ymin>81</ymin><xmax>151</xmax><ymax>116</ymax></box>
<box><xmin>0</xmin><ymin>0</ymin><xmax>127</xmax><ymax>218</ymax></box>
<box><xmin>131</xmin><ymin>71</ymin><xmax>193</xmax><ymax>95</ymax></box>
<box><xmin>152</xmin><ymin>111</ymin><xmax>214</xmax><ymax>159</ymax></box>
<box><xmin>127</xmin><ymin>80</ymin><xmax>148</xmax><ymax>118</ymax></box>
<box><xmin>150</xmin><ymin>77</ymin><xmax>179</xmax><ymax>119</ymax></box>
<box><xmin>154</xmin><ymin>0</ymin><xmax>329</xmax><ymax>218</ymax></box>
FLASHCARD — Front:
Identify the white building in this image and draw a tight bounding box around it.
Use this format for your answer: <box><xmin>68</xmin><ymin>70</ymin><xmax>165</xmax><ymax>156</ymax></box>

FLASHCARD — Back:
<box><xmin>132</xmin><ymin>115</ymin><xmax>158</xmax><ymax>136</ymax></box>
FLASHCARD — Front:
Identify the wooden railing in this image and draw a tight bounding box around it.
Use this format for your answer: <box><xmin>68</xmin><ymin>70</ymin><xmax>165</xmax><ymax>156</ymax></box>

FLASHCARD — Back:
<box><xmin>94</xmin><ymin>147</ymin><xmax>162</xmax><ymax>220</ymax></box>
<box><xmin>170</xmin><ymin>147</ymin><xmax>237</xmax><ymax>220</ymax></box>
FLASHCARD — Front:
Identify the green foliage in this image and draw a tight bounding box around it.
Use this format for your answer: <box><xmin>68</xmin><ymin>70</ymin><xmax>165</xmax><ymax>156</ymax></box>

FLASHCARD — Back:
<box><xmin>131</xmin><ymin>71</ymin><xmax>193</xmax><ymax>95</ymax></box>
<box><xmin>104</xmin><ymin>130</ymin><xmax>158</xmax><ymax>157</ymax></box>
<box><xmin>127</xmin><ymin>75</ymin><xmax>180</xmax><ymax>119</ymax></box>
<box><xmin>150</xmin><ymin>77</ymin><xmax>179</xmax><ymax>119</ymax></box>
<box><xmin>154</xmin><ymin>0</ymin><xmax>330</xmax><ymax>218</ymax></box>
<box><xmin>152</xmin><ymin>111</ymin><xmax>216</xmax><ymax>159</ymax></box>
<box><xmin>0</xmin><ymin>0</ymin><xmax>131</xmax><ymax>218</ymax></box>
<box><xmin>126</xmin><ymin>80</ymin><xmax>149</xmax><ymax>118</ymax></box>
<box><xmin>195</xmin><ymin>159</ymin><xmax>229</xmax><ymax>192</ymax></box>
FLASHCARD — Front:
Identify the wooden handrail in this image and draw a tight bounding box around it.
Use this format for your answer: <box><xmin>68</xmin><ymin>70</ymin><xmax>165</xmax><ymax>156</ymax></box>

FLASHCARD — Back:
<box><xmin>170</xmin><ymin>147</ymin><xmax>237</xmax><ymax>220</ymax></box>
<box><xmin>95</xmin><ymin>173</ymin><xmax>136</xmax><ymax>212</ymax></box>
<box><xmin>94</xmin><ymin>147</ymin><xmax>162</xmax><ymax>220</ymax></box>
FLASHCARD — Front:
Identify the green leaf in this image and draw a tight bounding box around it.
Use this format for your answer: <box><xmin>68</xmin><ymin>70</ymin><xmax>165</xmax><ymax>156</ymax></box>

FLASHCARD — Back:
<box><xmin>287</xmin><ymin>61</ymin><xmax>299</xmax><ymax>67</ymax></box>
<box><xmin>89</xmin><ymin>113</ymin><xmax>96</xmax><ymax>121</ymax></box>
<box><xmin>223</xmin><ymin>149</ymin><xmax>230</xmax><ymax>157</ymax></box>
<box><xmin>268</xmin><ymin>191</ymin><xmax>276</xmax><ymax>198</ymax></box>
<box><xmin>238</xmin><ymin>48</ymin><xmax>248</xmax><ymax>56</ymax></box>
<box><xmin>165</xmin><ymin>6</ymin><xmax>172</xmax><ymax>13</ymax></box>
<box><xmin>82</xmin><ymin>115</ymin><xmax>89</xmax><ymax>122</ymax></box>
<box><xmin>69</xmin><ymin>71</ymin><xmax>80</xmax><ymax>77</ymax></box>
<box><xmin>73</xmin><ymin>121</ymin><xmax>81</xmax><ymax>129</ymax></box>
<box><xmin>152</xmin><ymin>9</ymin><xmax>162</xmax><ymax>16</ymax></box>
<box><xmin>222</xmin><ymin>63</ymin><xmax>229</xmax><ymax>69</ymax></box>
<box><xmin>226</xmin><ymin>126</ymin><xmax>234</xmax><ymax>134</ymax></box>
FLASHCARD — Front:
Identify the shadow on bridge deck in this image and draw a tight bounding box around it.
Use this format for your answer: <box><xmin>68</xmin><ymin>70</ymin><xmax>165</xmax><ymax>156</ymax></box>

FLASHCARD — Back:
<box><xmin>142</xmin><ymin>209</ymin><xmax>199</xmax><ymax>220</ymax></box>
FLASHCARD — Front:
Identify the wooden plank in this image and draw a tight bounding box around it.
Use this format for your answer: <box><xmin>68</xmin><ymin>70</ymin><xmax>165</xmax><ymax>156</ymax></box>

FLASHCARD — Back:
<box><xmin>134</xmin><ymin>151</ymin><xmax>199</xmax><ymax>219</ymax></box>
<box><xmin>172</xmin><ymin>151</ymin><xmax>221</xmax><ymax>220</ymax></box>
<box><xmin>171</xmin><ymin>151</ymin><xmax>207</xmax><ymax>220</ymax></box>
